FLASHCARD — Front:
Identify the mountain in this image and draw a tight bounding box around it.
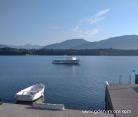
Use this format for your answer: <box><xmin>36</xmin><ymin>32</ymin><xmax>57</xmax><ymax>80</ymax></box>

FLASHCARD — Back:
<box><xmin>45</xmin><ymin>39</ymin><xmax>89</xmax><ymax>49</ymax></box>
<box><xmin>0</xmin><ymin>44</ymin><xmax>43</xmax><ymax>49</ymax></box>
<box><xmin>1</xmin><ymin>35</ymin><xmax>138</xmax><ymax>50</ymax></box>
<box><xmin>10</xmin><ymin>44</ymin><xmax>43</xmax><ymax>49</ymax></box>
<box><xmin>44</xmin><ymin>35</ymin><xmax>138</xmax><ymax>50</ymax></box>
<box><xmin>0</xmin><ymin>44</ymin><xmax>9</xmax><ymax>48</ymax></box>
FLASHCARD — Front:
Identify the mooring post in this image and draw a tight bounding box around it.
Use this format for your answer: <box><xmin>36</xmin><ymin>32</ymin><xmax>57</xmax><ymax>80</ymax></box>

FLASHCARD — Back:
<box><xmin>135</xmin><ymin>74</ymin><xmax>138</xmax><ymax>84</ymax></box>
<box><xmin>105</xmin><ymin>81</ymin><xmax>110</xmax><ymax>110</ymax></box>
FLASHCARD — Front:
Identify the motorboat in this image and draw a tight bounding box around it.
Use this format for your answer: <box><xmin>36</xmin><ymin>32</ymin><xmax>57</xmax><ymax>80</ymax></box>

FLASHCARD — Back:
<box><xmin>52</xmin><ymin>56</ymin><xmax>79</xmax><ymax>65</ymax></box>
<box><xmin>16</xmin><ymin>83</ymin><xmax>45</xmax><ymax>102</ymax></box>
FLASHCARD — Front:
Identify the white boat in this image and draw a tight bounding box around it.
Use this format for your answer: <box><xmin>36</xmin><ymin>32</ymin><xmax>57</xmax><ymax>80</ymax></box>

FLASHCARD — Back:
<box><xmin>52</xmin><ymin>56</ymin><xmax>80</xmax><ymax>64</ymax></box>
<box><xmin>16</xmin><ymin>84</ymin><xmax>45</xmax><ymax>102</ymax></box>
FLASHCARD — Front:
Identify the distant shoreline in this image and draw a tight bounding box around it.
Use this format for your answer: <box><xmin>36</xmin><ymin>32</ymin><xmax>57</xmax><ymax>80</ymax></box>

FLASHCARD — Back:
<box><xmin>1</xmin><ymin>47</ymin><xmax>138</xmax><ymax>56</ymax></box>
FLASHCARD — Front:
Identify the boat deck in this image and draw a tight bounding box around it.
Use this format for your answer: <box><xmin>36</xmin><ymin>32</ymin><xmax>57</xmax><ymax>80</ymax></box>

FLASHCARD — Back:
<box><xmin>0</xmin><ymin>103</ymin><xmax>114</xmax><ymax>117</ymax></box>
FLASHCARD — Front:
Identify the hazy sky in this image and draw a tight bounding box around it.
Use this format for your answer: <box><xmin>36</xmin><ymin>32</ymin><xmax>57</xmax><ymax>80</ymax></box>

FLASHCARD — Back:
<box><xmin>1</xmin><ymin>0</ymin><xmax>138</xmax><ymax>45</ymax></box>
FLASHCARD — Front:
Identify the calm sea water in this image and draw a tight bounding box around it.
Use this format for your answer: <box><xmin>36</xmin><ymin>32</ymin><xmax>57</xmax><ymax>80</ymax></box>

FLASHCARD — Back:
<box><xmin>0</xmin><ymin>56</ymin><xmax>138</xmax><ymax>110</ymax></box>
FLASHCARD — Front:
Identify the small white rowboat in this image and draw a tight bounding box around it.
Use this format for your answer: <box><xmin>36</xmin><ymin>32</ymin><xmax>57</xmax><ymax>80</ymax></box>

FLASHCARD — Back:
<box><xmin>16</xmin><ymin>83</ymin><xmax>45</xmax><ymax>102</ymax></box>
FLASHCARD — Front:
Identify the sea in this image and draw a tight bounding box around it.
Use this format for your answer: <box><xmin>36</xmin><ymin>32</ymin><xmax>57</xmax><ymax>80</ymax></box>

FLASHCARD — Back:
<box><xmin>0</xmin><ymin>56</ymin><xmax>138</xmax><ymax>110</ymax></box>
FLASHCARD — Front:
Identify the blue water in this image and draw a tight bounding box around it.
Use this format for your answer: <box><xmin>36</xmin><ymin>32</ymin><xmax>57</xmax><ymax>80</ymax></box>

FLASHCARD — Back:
<box><xmin>0</xmin><ymin>56</ymin><xmax>138</xmax><ymax>110</ymax></box>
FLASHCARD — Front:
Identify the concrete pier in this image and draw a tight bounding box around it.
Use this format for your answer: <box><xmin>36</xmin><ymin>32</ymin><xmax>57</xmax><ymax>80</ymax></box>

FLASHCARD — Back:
<box><xmin>1</xmin><ymin>84</ymin><xmax>138</xmax><ymax>117</ymax></box>
<box><xmin>105</xmin><ymin>84</ymin><xmax>138</xmax><ymax>117</ymax></box>
<box><xmin>0</xmin><ymin>103</ymin><xmax>113</xmax><ymax>117</ymax></box>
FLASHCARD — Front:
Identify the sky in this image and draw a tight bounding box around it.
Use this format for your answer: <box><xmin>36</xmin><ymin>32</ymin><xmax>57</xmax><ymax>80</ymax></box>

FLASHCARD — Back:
<box><xmin>1</xmin><ymin>0</ymin><xmax>138</xmax><ymax>45</ymax></box>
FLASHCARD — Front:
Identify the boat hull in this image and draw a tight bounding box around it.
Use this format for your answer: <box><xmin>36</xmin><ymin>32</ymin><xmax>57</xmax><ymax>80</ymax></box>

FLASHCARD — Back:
<box><xmin>16</xmin><ymin>84</ymin><xmax>45</xmax><ymax>102</ymax></box>
<box><xmin>52</xmin><ymin>59</ymin><xmax>79</xmax><ymax>65</ymax></box>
